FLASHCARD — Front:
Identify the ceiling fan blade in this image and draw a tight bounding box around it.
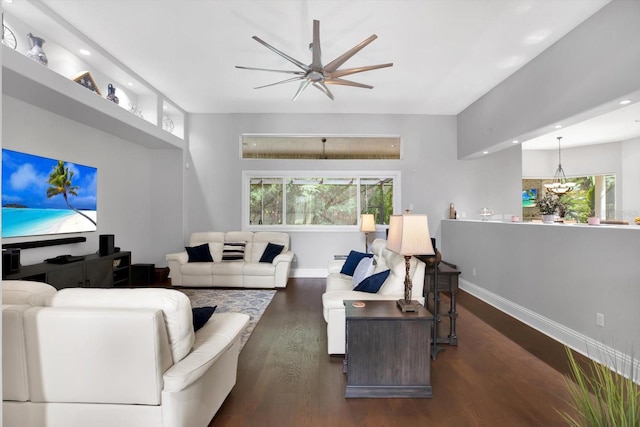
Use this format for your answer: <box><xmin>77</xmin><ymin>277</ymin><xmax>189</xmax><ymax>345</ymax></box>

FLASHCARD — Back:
<box><xmin>324</xmin><ymin>78</ymin><xmax>373</xmax><ymax>89</ymax></box>
<box><xmin>255</xmin><ymin>76</ymin><xmax>305</xmax><ymax>89</ymax></box>
<box><xmin>311</xmin><ymin>19</ymin><xmax>322</xmax><ymax>70</ymax></box>
<box><xmin>312</xmin><ymin>81</ymin><xmax>335</xmax><ymax>100</ymax></box>
<box><xmin>251</xmin><ymin>35</ymin><xmax>309</xmax><ymax>72</ymax></box>
<box><xmin>292</xmin><ymin>80</ymin><xmax>312</xmax><ymax>101</ymax></box>
<box><xmin>236</xmin><ymin>65</ymin><xmax>305</xmax><ymax>75</ymax></box>
<box><xmin>327</xmin><ymin>63</ymin><xmax>393</xmax><ymax>78</ymax></box>
<box><xmin>324</xmin><ymin>34</ymin><xmax>378</xmax><ymax>72</ymax></box>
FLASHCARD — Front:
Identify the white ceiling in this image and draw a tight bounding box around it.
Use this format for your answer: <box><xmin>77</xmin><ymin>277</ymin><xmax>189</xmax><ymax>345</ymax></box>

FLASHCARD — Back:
<box><xmin>12</xmin><ymin>0</ymin><xmax>609</xmax><ymax>116</ymax></box>
<box><xmin>7</xmin><ymin>0</ymin><xmax>638</xmax><ymax>149</ymax></box>
<box><xmin>521</xmin><ymin>101</ymin><xmax>640</xmax><ymax>150</ymax></box>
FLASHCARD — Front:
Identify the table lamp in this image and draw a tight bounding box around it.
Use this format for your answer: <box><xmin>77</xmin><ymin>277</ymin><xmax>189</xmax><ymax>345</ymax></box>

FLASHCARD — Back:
<box><xmin>360</xmin><ymin>214</ymin><xmax>376</xmax><ymax>252</ymax></box>
<box><xmin>387</xmin><ymin>214</ymin><xmax>434</xmax><ymax>312</ymax></box>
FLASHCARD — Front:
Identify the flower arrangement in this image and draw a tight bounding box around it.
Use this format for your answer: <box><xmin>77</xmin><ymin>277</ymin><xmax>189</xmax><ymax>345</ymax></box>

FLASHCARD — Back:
<box><xmin>537</xmin><ymin>192</ymin><xmax>560</xmax><ymax>215</ymax></box>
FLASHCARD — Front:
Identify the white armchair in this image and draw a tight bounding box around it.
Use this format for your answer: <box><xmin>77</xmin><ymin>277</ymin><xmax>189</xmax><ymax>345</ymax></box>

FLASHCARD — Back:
<box><xmin>2</xmin><ymin>282</ymin><xmax>249</xmax><ymax>427</ymax></box>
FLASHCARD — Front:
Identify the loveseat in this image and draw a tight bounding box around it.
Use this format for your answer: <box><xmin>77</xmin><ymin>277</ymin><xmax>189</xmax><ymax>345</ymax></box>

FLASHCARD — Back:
<box><xmin>2</xmin><ymin>280</ymin><xmax>249</xmax><ymax>427</ymax></box>
<box><xmin>166</xmin><ymin>231</ymin><xmax>293</xmax><ymax>288</ymax></box>
<box><xmin>322</xmin><ymin>238</ymin><xmax>426</xmax><ymax>354</ymax></box>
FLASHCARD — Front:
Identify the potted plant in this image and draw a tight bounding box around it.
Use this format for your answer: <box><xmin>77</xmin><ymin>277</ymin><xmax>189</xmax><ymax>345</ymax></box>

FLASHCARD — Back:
<box><xmin>559</xmin><ymin>346</ymin><xmax>639</xmax><ymax>426</ymax></box>
<box><xmin>537</xmin><ymin>192</ymin><xmax>559</xmax><ymax>223</ymax></box>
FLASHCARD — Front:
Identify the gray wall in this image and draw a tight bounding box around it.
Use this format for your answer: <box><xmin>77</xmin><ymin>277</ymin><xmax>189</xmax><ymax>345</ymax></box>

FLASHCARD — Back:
<box><xmin>2</xmin><ymin>95</ymin><xmax>183</xmax><ymax>266</ymax></box>
<box><xmin>458</xmin><ymin>0</ymin><xmax>640</xmax><ymax>158</ymax></box>
<box><xmin>185</xmin><ymin>113</ymin><xmax>522</xmax><ymax>274</ymax></box>
<box><xmin>442</xmin><ymin>219</ymin><xmax>640</xmax><ymax>377</ymax></box>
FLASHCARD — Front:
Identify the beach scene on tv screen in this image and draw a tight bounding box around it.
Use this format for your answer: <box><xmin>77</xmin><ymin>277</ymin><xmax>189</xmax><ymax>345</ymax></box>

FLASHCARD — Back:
<box><xmin>2</xmin><ymin>149</ymin><xmax>97</xmax><ymax>238</ymax></box>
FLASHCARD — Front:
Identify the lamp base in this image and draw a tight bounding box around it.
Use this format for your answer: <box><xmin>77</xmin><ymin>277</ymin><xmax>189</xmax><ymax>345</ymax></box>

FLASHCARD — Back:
<box><xmin>397</xmin><ymin>299</ymin><xmax>421</xmax><ymax>312</ymax></box>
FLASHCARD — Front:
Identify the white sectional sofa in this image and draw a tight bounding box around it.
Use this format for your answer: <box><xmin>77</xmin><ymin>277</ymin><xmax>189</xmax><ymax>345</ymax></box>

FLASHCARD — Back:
<box><xmin>166</xmin><ymin>231</ymin><xmax>293</xmax><ymax>288</ymax></box>
<box><xmin>322</xmin><ymin>238</ymin><xmax>426</xmax><ymax>354</ymax></box>
<box><xmin>2</xmin><ymin>280</ymin><xmax>249</xmax><ymax>427</ymax></box>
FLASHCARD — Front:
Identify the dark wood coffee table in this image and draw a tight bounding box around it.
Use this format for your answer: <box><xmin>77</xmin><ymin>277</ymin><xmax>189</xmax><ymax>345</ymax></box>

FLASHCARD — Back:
<box><xmin>344</xmin><ymin>300</ymin><xmax>433</xmax><ymax>398</ymax></box>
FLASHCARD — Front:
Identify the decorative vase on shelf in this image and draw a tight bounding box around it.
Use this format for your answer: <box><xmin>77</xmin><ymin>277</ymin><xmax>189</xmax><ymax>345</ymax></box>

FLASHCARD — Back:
<box><xmin>542</xmin><ymin>214</ymin><xmax>555</xmax><ymax>224</ymax></box>
<box><xmin>162</xmin><ymin>114</ymin><xmax>174</xmax><ymax>133</ymax></box>
<box><xmin>26</xmin><ymin>33</ymin><xmax>48</xmax><ymax>66</ymax></box>
<box><xmin>479</xmin><ymin>207</ymin><xmax>493</xmax><ymax>221</ymax></box>
<box><xmin>106</xmin><ymin>84</ymin><xmax>119</xmax><ymax>104</ymax></box>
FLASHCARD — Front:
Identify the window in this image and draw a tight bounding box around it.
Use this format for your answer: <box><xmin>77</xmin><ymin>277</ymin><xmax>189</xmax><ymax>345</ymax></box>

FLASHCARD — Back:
<box><xmin>241</xmin><ymin>135</ymin><xmax>401</xmax><ymax>159</ymax></box>
<box><xmin>244</xmin><ymin>172</ymin><xmax>400</xmax><ymax>230</ymax></box>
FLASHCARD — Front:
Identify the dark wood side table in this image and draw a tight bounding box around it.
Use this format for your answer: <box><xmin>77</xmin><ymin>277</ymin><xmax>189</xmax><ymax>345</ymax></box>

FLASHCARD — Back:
<box><xmin>344</xmin><ymin>300</ymin><xmax>433</xmax><ymax>398</ymax></box>
<box><xmin>422</xmin><ymin>262</ymin><xmax>461</xmax><ymax>346</ymax></box>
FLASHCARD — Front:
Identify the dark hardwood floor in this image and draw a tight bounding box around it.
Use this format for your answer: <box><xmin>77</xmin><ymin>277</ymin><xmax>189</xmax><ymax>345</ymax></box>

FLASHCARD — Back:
<box><xmin>207</xmin><ymin>278</ymin><xmax>581</xmax><ymax>426</ymax></box>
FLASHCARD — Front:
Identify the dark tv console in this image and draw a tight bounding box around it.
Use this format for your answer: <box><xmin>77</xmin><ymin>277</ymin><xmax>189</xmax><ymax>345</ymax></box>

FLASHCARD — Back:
<box><xmin>4</xmin><ymin>251</ymin><xmax>131</xmax><ymax>289</ymax></box>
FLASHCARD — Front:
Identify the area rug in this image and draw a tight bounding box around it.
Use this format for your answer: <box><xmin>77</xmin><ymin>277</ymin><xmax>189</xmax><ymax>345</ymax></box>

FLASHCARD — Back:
<box><xmin>179</xmin><ymin>288</ymin><xmax>276</xmax><ymax>350</ymax></box>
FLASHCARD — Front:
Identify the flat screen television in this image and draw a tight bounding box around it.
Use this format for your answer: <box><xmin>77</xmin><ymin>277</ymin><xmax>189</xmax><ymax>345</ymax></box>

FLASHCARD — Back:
<box><xmin>2</xmin><ymin>149</ymin><xmax>97</xmax><ymax>238</ymax></box>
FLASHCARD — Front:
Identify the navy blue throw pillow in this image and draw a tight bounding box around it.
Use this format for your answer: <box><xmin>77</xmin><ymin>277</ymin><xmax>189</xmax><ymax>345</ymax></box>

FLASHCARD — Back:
<box><xmin>185</xmin><ymin>243</ymin><xmax>213</xmax><ymax>262</ymax></box>
<box><xmin>353</xmin><ymin>269</ymin><xmax>390</xmax><ymax>293</ymax></box>
<box><xmin>259</xmin><ymin>242</ymin><xmax>285</xmax><ymax>263</ymax></box>
<box><xmin>192</xmin><ymin>306</ymin><xmax>217</xmax><ymax>332</ymax></box>
<box><xmin>340</xmin><ymin>250</ymin><xmax>373</xmax><ymax>276</ymax></box>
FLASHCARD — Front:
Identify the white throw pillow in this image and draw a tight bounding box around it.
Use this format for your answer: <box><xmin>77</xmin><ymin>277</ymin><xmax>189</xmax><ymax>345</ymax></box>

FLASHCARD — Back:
<box><xmin>352</xmin><ymin>257</ymin><xmax>376</xmax><ymax>286</ymax></box>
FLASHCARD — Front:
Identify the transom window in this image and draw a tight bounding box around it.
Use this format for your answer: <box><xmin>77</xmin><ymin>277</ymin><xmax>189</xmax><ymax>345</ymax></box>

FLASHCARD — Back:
<box><xmin>241</xmin><ymin>134</ymin><xmax>401</xmax><ymax>159</ymax></box>
<box><xmin>243</xmin><ymin>171</ymin><xmax>400</xmax><ymax>230</ymax></box>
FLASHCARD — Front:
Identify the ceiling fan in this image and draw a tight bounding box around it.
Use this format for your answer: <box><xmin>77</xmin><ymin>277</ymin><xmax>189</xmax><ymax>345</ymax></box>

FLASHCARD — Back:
<box><xmin>236</xmin><ymin>20</ymin><xmax>393</xmax><ymax>101</ymax></box>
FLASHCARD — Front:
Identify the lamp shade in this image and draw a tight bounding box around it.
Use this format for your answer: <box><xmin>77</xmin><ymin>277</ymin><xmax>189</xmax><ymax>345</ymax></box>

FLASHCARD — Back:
<box><xmin>387</xmin><ymin>214</ymin><xmax>435</xmax><ymax>256</ymax></box>
<box><xmin>360</xmin><ymin>214</ymin><xmax>376</xmax><ymax>232</ymax></box>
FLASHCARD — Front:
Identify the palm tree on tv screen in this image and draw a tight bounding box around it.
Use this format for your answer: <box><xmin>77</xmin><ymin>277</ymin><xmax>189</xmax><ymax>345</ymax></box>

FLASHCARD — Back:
<box><xmin>46</xmin><ymin>160</ymin><xmax>96</xmax><ymax>226</ymax></box>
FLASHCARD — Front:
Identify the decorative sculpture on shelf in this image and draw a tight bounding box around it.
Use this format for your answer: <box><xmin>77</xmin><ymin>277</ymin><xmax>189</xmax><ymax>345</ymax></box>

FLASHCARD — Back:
<box><xmin>128</xmin><ymin>103</ymin><xmax>144</xmax><ymax>118</ymax></box>
<box><xmin>26</xmin><ymin>32</ymin><xmax>48</xmax><ymax>66</ymax></box>
<box><xmin>162</xmin><ymin>114</ymin><xmax>174</xmax><ymax>133</ymax></box>
<box><xmin>106</xmin><ymin>84</ymin><xmax>119</xmax><ymax>104</ymax></box>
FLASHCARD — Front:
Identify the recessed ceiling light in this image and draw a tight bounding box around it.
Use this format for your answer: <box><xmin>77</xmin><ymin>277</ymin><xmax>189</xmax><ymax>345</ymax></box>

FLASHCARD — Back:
<box><xmin>620</xmin><ymin>99</ymin><xmax>632</xmax><ymax>105</ymax></box>
<box><xmin>512</xmin><ymin>140</ymin><xmax>519</xmax><ymax>144</ymax></box>
<box><xmin>127</xmin><ymin>82</ymin><xmax>134</xmax><ymax>86</ymax></box>
<box><xmin>3</xmin><ymin>0</ymin><xmax>15</xmax><ymax>4</ymax></box>
<box><xmin>482</xmin><ymin>151</ymin><xmax>489</xmax><ymax>155</ymax></box>
<box><xmin>79</xmin><ymin>49</ymin><xmax>91</xmax><ymax>56</ymax></box>
<box><xmin>554</xmin><ymin>124</ymin><xmax>563</xmax><ymax>129</ymax></box>
<box><xmin>163</xmin><ymin>105</ymin><xmax>168</xmax><ymax>110</ymax></box>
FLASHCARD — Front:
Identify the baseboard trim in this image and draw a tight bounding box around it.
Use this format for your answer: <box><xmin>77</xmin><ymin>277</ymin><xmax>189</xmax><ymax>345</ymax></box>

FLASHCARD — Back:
<box><xmin>290</xmin><ymin>268</ymin><xmax>327</xmax><ymax>278</ymax></box>
<box><xmin>460</xmin><ymin>278</ymin><xmax>640</xmax><ymax>383</ymax></box>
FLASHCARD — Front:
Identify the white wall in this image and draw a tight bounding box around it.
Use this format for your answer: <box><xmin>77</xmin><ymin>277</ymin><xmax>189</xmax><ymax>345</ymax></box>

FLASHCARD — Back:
<box><xmin>457</xmin><ymin>0</ymin><xmax>640</xmax><ymax>158</ymax></box>
<box><xmin>185</xmin><ymin>113</ymin><xmax>522</xmax><ymax>274</ymax></box>
<box><xmin>442</xmin><ymin>219</ymin><xmax>640</xmax><ymax>380</ymax></box>
<box><xmin>2</xmin><ymin>95</ymin><xmax>183</xmax><ymax>266</ymax></box>
<box><xmin>621</xmin><ymin>137</ymin><xmax>640</xmax><ymax>219</ymax></box>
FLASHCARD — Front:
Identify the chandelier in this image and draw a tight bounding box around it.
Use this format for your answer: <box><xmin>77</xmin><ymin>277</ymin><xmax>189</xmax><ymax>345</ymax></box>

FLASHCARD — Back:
<box><xmin>544</xmin><ymin>136</ymin><xmax>575</xmax><ymax>194</ymax></box>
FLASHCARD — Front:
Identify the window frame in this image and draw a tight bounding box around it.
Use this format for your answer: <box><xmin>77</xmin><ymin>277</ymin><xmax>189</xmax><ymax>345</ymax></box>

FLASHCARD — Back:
<box><xmin>242</xmin><ymin>170</ymin><xmax>401</xmax><ymax>232</ymax></box>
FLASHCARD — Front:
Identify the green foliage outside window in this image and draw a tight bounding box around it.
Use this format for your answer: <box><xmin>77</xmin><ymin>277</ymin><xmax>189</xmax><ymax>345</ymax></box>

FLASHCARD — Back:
<box><xmin>560</xmin><ymin>175</ymin><xmax>616</xmax><ymax>222</ymax></box>
<box><xmin>286</xmin><ymin>178</ymin><xmax>357</xmax><ymax>225</ymax></box>
<box><xmin>250</xmin><ymin>179</ymin><xmax>282</xmax><ymax>225</ymax></box>
<box><xmin>249</xmin><ymin>175</ymin><xmax>396</xmax><ymax>226</ymax></box>
<box><xmin>360</xmin><ymin>178</ymin><xmax>393</xmax><ymax>225</ymax></box>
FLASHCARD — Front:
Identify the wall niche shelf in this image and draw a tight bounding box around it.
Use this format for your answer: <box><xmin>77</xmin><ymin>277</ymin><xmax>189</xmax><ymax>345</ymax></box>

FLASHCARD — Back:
<box><xmin>2</xmin><ymin>45</ymin><xmax>185</xmax><ymax>151</ymax></box>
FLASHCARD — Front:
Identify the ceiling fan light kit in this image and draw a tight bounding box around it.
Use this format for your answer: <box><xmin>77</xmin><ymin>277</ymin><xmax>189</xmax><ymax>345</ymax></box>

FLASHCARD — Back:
<box><xmin>236</xmin><ymin>20</ymin><xmax>393</xmax><ymax>101</ymax></box>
